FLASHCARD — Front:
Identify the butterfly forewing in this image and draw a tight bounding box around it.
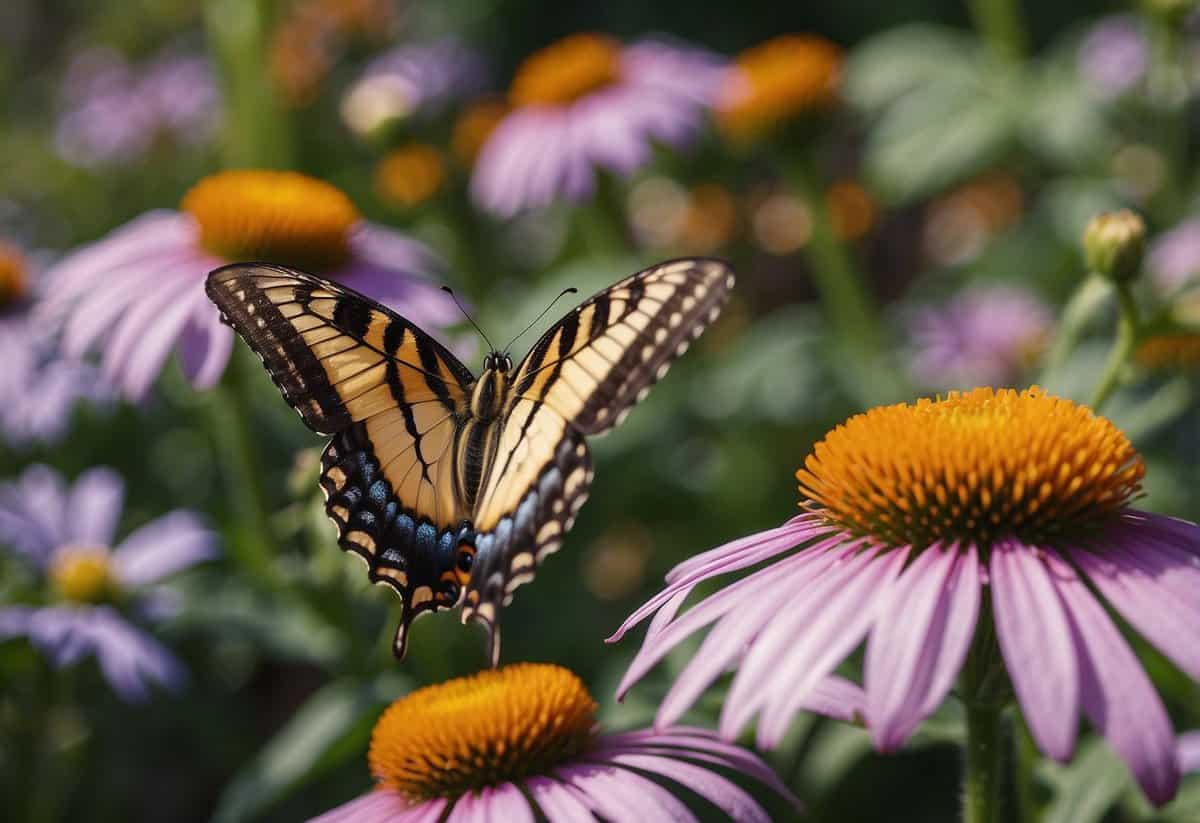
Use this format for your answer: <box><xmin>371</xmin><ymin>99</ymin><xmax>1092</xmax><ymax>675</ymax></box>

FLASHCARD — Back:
<box><xmin>461</xmin><ymin>259</ymin><xmax>734</xmax><ymax>655</ymax></box>
<box><xmin>206</xmin><ymin>263</ymin><xmax>475</xmax><ymax>656</ymax></box>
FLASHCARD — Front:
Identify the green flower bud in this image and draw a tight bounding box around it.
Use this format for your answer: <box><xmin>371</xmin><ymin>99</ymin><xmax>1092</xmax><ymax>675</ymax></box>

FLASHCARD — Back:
<box><xmin>1083</xmin><ymin>209</ymin><xmax>1146</xmax><ymax>283</ymax></box>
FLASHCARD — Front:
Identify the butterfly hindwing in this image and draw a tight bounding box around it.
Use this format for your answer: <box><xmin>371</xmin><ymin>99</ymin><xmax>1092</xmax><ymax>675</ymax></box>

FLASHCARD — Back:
<box><xmin>510</xmin><ymin>257</ymin><xmax>734</xmax><ymax>435</ymax></box>
<box><xmin>206</xmin><ymin>263</ymin><xmax>476</xmax><ymax>656</ymax></box>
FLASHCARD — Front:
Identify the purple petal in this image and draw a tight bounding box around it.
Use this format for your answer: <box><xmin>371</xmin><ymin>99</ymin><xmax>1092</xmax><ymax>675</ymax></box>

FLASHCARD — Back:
<box><xmin>559</xmin><ymin>762</ymin><xmax>700</xmax><ymax>821</ymax></box>
<box><xmin>1071</xmin><ymin>542</ymin><xmax>1200</xmax><ymax>680</ymax></box>
<box><xmin>754</xmin><ymin>545</ymin><xmax>911</xmax><ymax>748</ymax></box>
<box><xmin>524</xmin><ymin>777</ymin><xmax>598</xmax><ymax>823</ymax></box>
<box><xmin>67</xmin><ymin>467</ymin><xmax>124</xmax><ymax>547</ymax></box>
<box><xmin>990</xmin><ymin>541</ymin><xmax>1079</xmax><ymax>761</ymax></box>
<box><xmin>306</xmin><ymin>791</ymin><xmax>442</xmax><ymax>823</ymax></box>
<box><xmin>865</xmin><ymin>544</ymin><xmax>981</xmax><ymax>751</ymax></box>
<box><xmin>87</xmin><ymin>607</ymin><xmax>186</xmax><ymax>701</ymax></box>
<box><xmin>800</xmin><ymin>675</ymin><xmax>867</xmax><ymax>724</ymax></box>
<box><xmin>112</xmin><ymin>511</ymin><xmax>216</xmax><ymax>586</ymax></box>
<box><xmin>1044</xmin><ymin>551</ymin><xmax>1180</xmax><ymax>805</ymax></box>
<box><xmin>119</xmin><ymin>280</ymin><xmax>209</xmax><ymax>400</ymax></box>
<box><xmin>1179</xmin><ymin>732</ymin><xmax>1200</xmax><ymax>774</ymax></box>
<box><xmin>0</xmin><ymin>464</ymin><xmax>68</xmax><ymax>562</ymax></box>
<box><xmin>177</xmin><ymin>299</ymin><xmax>234</xmax><ymax>390</ymax></box>
<box><xmin>0</xmin><ymin>606</ymin><xmax>33</xmax><ymax>638</ymax></box>
<box><xmin>589</xmin><ymin>752</ymin><xmax>771</xmax><ymax>823</ymax></box>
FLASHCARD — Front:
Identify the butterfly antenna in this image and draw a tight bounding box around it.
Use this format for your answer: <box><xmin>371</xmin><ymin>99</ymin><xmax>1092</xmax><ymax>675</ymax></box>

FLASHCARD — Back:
<box><xmin>503</xmin><ymin>287</ymin><xmax>578</xmax><ymax>354</ymax></box>
<box><xmin>441</xmin><ymin>286</ymin><xmax>496</xmax><ymax>352</ymax></box>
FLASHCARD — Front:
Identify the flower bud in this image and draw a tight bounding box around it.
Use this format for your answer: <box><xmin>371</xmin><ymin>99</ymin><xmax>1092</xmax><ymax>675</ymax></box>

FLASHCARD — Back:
<box><xmin>1083</xmin><ymin>209</ymin><xmax>1146</xmax><ymax>283</ymax></box>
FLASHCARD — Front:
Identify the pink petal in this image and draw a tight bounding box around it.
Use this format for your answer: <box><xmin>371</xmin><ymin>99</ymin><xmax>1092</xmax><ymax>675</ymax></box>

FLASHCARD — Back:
<box><xmin>990</xmin><ymin>541</ymin><xmax>1079</xmax><ymax>761</ymax></box>
<box><xmin>755</xmin><ymin>546</ymin><xmax>911</xmax><ymax>748</ymax></box>
<box><xmin>304</xmin><ymin>790</ymin><xmax>417</xmax><ymax>823</ymax></box>
<box><xmin>559</xmin><ymin>762</ymin><xmax>699</xmax><ymax>821</ymax></box>
<box><xmin>1071</xmin><ymin>543</ymin><xmax>1200</xmax><ymax>680</ymax></box>
<box><xmin>178</xmin><ymin>299</ymin><xmax>234</xmax><ymax>390</ymax></box>
<box><xmin>591</xmin><ymin>752</ymin><xmax>770</xmax><ymax>823</ymax></box>
<box><xmin>524</xmin><ymin>777</ymin><xmax>599</xmax><ymax>823</ymax></box>
<box><xmin>1043</xmin><ymin>551</ymin><xmax>1180</xmax><ymax>806</ymax></box>
<box><xmin>1179</xmin><ymin>731</ymin><xmax>1200</xmax><ymax>774</ymax></box>
<box><xmin>865</xmin><ymin>544</ymin><xmax>981</xmax><ymax>751</ymax></box>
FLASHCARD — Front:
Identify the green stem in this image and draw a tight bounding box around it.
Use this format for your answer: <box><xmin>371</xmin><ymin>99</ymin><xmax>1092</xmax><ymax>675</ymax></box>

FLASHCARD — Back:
<box><xmin>963</xmin><ymin>700</ymin><xmax>1005</xmax><ymax>823</ymax></box>
<box><xmin>1040</xmin><ymin>276</ymin><xmax>1110</xmax><ymax>379</ymax></box>
<box><xmin>967</xmin><ymin>0</ymin><xmax>1028</xmax><ymax>63</ymax></box>
<box><xmin>206</xmin><ymin>349</ymin><xmax>282</xmax><ymax>585</ymax></box>
<box><xmin>1089</xmin><ymin>282</ymin><xmax>1140</xmax><ymax>412</ymax></box>
<box><xmin>1014</xmin><ymin>713</ymin><xmax>1041</xmax><ymax>823</ymax></box>
<box><xmin>205</xmin><ymin>0</ymin><xmax>292</xmax><ymax>168</ymax></box>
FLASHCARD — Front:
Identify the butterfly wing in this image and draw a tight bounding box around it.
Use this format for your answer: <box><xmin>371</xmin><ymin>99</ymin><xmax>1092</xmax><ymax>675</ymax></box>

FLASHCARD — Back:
<box><xmin>205</xmin><ymin>263</ymin><xmax>475</xmax><ymax>657</ymax></box>
<box><xmin>463</xmin><ymin>258</ymin><xmax>735</xmax><ymax>662</ymax></box>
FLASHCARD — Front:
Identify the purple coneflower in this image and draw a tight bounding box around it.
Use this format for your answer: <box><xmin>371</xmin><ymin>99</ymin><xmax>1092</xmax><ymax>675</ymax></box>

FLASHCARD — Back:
<box><xmin>0</xmin><ymin>465</ymin><xmax>216</xmax><ymax>701</ymax></box>
<box><xmin>907</xmin><ymin>285</ymin><xmax>1052</xmax><ymax>389</ymax></box>
<box><xmin>470</xmin><ymin>34</ymin><xmax>727</xmax><ymax>218</ymax></box>
<box><xmin>341</xmin><ymin>38</ymin><xmax>489</xmax><ymax>138</ymax></box>
<box><xmin>310</xmin><ymin>663</ymin><xmax>798</xmax><ymax>822</ymax></box>
<box><xmin>0</xmin><ymin>241</ymin><xmax>108</xmax><ymax>447</ymax></box>
<box><xmin>55</xmin><ymin>47</ymin><xmax>220</xmax><ymax>167</ymax></box>
<box><xmin>40</xmin><ymin>170</ymin><xmax>457</xmax><ymax>401</ymax></box>
<box><xmin>1149</xmin><ymin>216</ymin><xmax>1200</xmax><ymax>294</ymax></box>
<box><xmin>611</xmin><ymin>387</ymin><xmax>1198</xmax><ymax>805</ymax></box>
<box><xmin>1078</xmin><ymin>16</ymin><xmax>1148</xmax><ymax>101</ymax></box>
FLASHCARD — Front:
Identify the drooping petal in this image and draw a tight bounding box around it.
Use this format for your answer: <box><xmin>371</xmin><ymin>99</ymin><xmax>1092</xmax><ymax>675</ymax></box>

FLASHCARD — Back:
<box><xmin>755</xmin><ymin>546</ymin><xmax>910</xmax><ymax>748</ymax></box>
<box><xmin>177</xmin><ymin>297</ymin><xmax>234</xmax><ymax>390</ymax></box>
<box><xmin>559</xmin><ymin>762</ymin><xmax>699</xmax><ymax>821</ymax></box>
<box><xmin>524</xmin><ymin>776</ymin><xmax>599</xmax><ymax>823</ymax></box>
<box><xmin>306</xmin><ymin>791</ymin><xmax>443</xmax><ymax>823</ymax></box>
<box><xmin>67</xmin><ymin>466</ymin><xmax>124</xmax><ymax>547</ymax></box>
<box><xmin>1044</xmin><ymin>551</ymin><xmax>1180</xmax><ymax>806</ymax></box>
<box><xmin>865</xmin><ymin>544</ymin><xmax>981</xmax><ymax>751</ymax></box>
<box><xmin>86</xmin><ymin>607</ymin><xmax>186</xmax><ymax>701</ymax></box>
<box><xmin>591</xmin><ymin>752</ymin><xmax>771</xmax><ymax>823</ymax></box>
<box><xmin>1071</xmin><ymin>542</ymin><xmax>1200</xmax><ymax>680</ymax></box>
<box><xmin>445</xmin><ymin>786</ymin><xmax>532</xmax><ymax>823</ymax></box>
<box><xmin>1180</xmin><ymin>732</ymin><xmax>1200</xmax><ymax>774</ymax></box>
<box><xmin>990</xmin><ymin>541</ymin><xmax>1079</xmax><ymax>761</ymax></box>
<box><xmin>112</xmin><ymin>511</ymin><xmax>216</xmax><ymax>586</ymax></box>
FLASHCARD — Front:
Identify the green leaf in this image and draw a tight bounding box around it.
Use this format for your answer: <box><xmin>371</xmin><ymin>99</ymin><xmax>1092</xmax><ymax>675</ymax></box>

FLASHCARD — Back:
<box><xmin>211</xmin><ymin>674</ymin><xmax>406</xmax><ymax>823</ymax></box>
<box><xmin>1020</xmin><ymin>66</ymin><xmax>1114</xmax><ymax>171</ymax></box>
<box><xmin>863</xmin><ymin>76</ymin><xmax>1017</xmax><ymax>204</ymax></box>
<box><xmin>845</xmin><ymin>25</ymin><xmax>977</xmax><ymax>112</ymax></box>
<box><xmin>1040</xmin><ymin>736</ymin><xmax>1131</xmax><ymax>823</ymax></box>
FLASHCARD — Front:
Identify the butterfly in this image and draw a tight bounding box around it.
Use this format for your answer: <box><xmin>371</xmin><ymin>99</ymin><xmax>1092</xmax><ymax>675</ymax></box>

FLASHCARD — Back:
<box><xmin>205</xmin><ymin>257</ymin><xmax>734</xmax><ymax>664</ymax></box>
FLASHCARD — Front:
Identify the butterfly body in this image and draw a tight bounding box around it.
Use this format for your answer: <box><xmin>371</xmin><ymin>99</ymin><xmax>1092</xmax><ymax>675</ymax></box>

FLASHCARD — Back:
<box><xmin>206</xmin><ymin>258</ymin><xmax>733</xmax><ymax>665</ymax></box>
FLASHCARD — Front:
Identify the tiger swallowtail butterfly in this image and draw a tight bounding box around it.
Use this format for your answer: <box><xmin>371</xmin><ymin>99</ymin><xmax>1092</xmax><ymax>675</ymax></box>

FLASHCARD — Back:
<box><xmin>205</xmin><ymin>258</ymin><xmax>734</xmax><ymax>665</ymax></box>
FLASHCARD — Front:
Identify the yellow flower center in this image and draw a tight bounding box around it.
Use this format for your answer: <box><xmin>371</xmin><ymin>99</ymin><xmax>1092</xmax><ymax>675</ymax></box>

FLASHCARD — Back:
<box><xmin>452</xmin><ymin>99</ymin><xmax>509</xmax><ymax>165</ymax></box>
<box><xmin>182</xmin><ymin>170</ymin><xmax>359</xmax><ymax>271</ymax></box>
<box><xmin>49</xmin><ymin>546</ymin><xmax>115</xmax><ymax>604</ymax></box>
<box><xmin>717</xmin><ymin>34</ymin><xmax>842</xmax><ymax>141</ymax></box>
<box><xmin>374</xmin><ymin>144</ymin><xmax>446</xmax><ymax>209</ymax></box>
<box><xmin>510</xmin><ymin>34</ymin><xmax>622</xmax><ymax>107</ymax></box>
<box><xmin>1135</xmin><ymin>333</ymin><xmax>1200</xmax><ymax>370</ymax></box>
<box><xmin>0</xmin><ymin>241</ymin><xmax>29</xmax><ymax>308</ymax></box>
<box><xmin>797</xmin><ymin>387</ymin><xmax>1145</xmax><ymax>547</ymax></box>
<box><xmin>369</xmin><ymin>663</ymin><xmax>597</xmax><ymax>801</ymax></box>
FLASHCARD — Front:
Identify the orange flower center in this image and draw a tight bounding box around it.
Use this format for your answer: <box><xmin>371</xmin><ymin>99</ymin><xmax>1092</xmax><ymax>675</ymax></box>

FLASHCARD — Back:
<box><xmin>369</xmin><ymin>663</ymin><xmax>597</xmax><ymax>801</ymax></box>
<box><xmin>0</xmin><ymin>241</ymin><xmax>29</xmax><ymax>308</ymax></box>
<box><xmin>1135</xmin><ymin>333</ymin><xmax>1200</xmax><ymax>370</ymax></box>
<box><xmin>717</xmin><ymin>34</ymin><xmax>842</xmax><ymax>141</ymax></box>
<box><xmin>374</xmin><ymin>144</ymin><xmax>446</xmax><ymax>209</ymax></box>
<box><xmin>797</xmin><ymin>387</ymin><xmax>1145</xmax><ymax>547</ymax></box>
<box><xmin>510</xmin><ymin>34</ymin><xmax>622</xmax><ymax>107</ymax></box>
<box><xmin>452</xmin><ymin>99</ymin><xmax>510</xmax><ymax>165</ymax></box>
<box><xmin>49</xmin><ymin>545</ymin><xmax>115</xmax><ymax>604</ymax></box>
<box><xmin>182</xmin><ymin>170</ymin><xmax>359</xmax><ymax>271</ymax></box>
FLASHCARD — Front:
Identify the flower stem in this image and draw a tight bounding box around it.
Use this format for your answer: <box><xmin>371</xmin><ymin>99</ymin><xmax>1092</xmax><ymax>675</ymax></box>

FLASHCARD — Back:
<box><xmin>207</xmin><ymin>349</ymin><xmax>282</xmax><ymax>586</ymax></box>
<box><xmin>1040</xmin><ymin>276</ymin><xmax>1110</xmax><ymax>379</ymax></box>
<box><xmin>1014</xmin><ymin>713</ymin><xmax>1042</xmax><ymax>823</ymax></box>
<box><xmin>205</xmin><ymin>0</ymin><xmax>293</xmax><ymax>168</ymax></box>
<box><xmin>967</xmin><ymin>0</ymin><xmax>1028</xmax><ymax>63</ymax></box>
<box><xmin>1089</xmin><ymin>282</ymin><xmax>1140</xmax><ymax>412</ymax></box>
<box><xmin>963</xmin><ymin>699</ymin><xmax>1005</xmax><ymax>823</ymax></box>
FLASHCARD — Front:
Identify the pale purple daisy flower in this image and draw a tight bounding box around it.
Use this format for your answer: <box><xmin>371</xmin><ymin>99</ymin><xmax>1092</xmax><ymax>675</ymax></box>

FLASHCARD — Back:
<box><xmin>0</xmin><ymin>464</ymin><xmax>217</xmax><ymax>701</ymax></box>
<box><xmin>309</xmin><ymin>664</ymin><xmax>800</xmax><ymax>823</ymax></box>
<box><xmin>1078</xmin><ymin>16</ymin><xmax>1148</xmax><ymax>101</ymax></box>
<box><xmin>906</xmin><ymin>285</ymin><xmax>1052</xmax><ymax>389</ymax></box>
<box><xmin>471</xmin><ymin>34</ymin><xmax>728</xmax><ymax>218</ymax></box>
<box><xmin>39</xmin><ymin>170</ymin><xmax>458</xmax><ymax>401</ymax></box>
<box><xmin>55</xmin><ymin>47</ymin><xmax>220</xmax><ymax>167</ymax></box>
<box><xmin>1149</xmin><ymin>216</ymin><xmax>1200</xmax><ymax>294</ymax></box>
<box><xmin>610</xmin><ymin>388</ymin><xmax>1198</xmax><ymax>806</ymax></box>
<box><xmin>341</xmin><ymin>37</ymin><xmax>489</xmax><ymax>138</ymax></box>
<box><xmin>0</xmin><ymin>242</ymin><xmax>109</xmax><ymax>447</ymax></box>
